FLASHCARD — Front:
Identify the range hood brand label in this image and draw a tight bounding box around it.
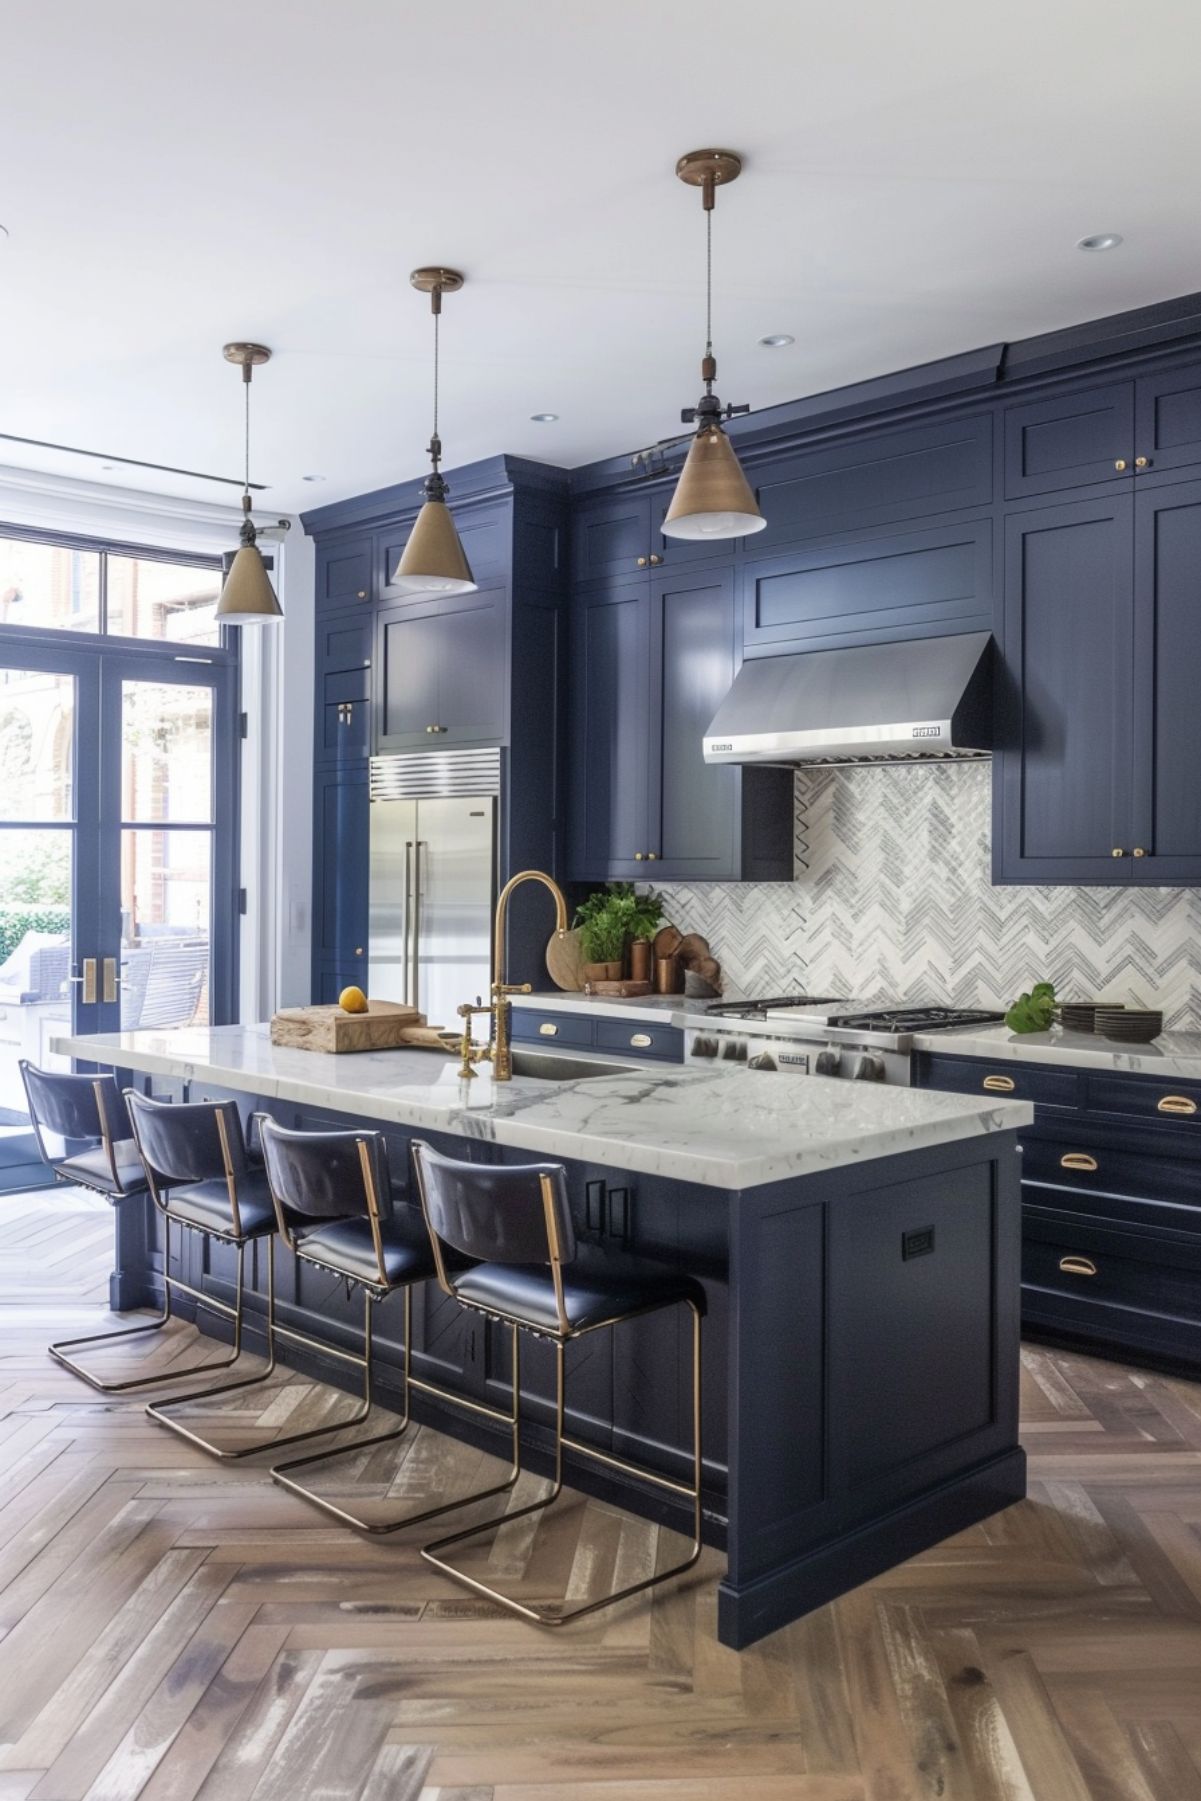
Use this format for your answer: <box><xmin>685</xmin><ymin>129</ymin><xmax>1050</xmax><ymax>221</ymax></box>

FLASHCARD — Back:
<box><xmin>911</xmin><ymin>725</ymin><xmax>942</xmax><ymax>739</ymax></box>
<box><xmin>709</xmin><ymin>742</ymin><xmax>733</xmax><ymax>752</ymax></box>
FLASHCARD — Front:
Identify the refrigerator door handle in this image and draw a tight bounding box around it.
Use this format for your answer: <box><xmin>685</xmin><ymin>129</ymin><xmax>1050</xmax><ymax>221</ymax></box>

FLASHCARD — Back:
<box><xmin>403</xmin><ymin>840</ymin><xmax>414</xmax><ymax>1005</ymax></box>
<box><xmin>411</xmin><ymin>840</ymin><xmax>423</xmax><ymax>1012</ymax></box>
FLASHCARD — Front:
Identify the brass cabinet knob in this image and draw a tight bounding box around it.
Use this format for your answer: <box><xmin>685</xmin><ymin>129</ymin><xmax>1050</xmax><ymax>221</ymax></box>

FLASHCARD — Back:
<box><xmin>636</xmin><ymin>556</ymin><xmax>648</xmax><ymax>568</ymax></box>
<box><xmin>1158</xmin><ymin>1094</ymin><xmax>1198</xmax><ymax>1116</ymax></box>
<box><xmin>649</xmin><ymin>553</ymin><xmax>663</xmax><ymax>565</ymax></box>
<box><xmin>1060</xmin><ymin>1152</ymin><xmax>1098</xmax><ymax>1172</ymax></box>
<box><xmin>634</xmin><ymin>851</ymin><xmax>644</xmax><ymax>861</ymax></box>
<box><xmin>357</xmin><ymin>589</ymin><xmax>367</xmax><ymax>599</ymax></box>
<box><xmin>354</xmin><ymin>946</ymin><xmax>364</xmax><ymax>956</ymax></box>
<box><xmin>1059</xmin><ymin>1255</ymin><xmax>1097</xmax><ymax>1277</ymax></box>
<box><xmin>983</xmin><ymin>1073</ymin><xmax>1016</xmax><ymax>1092</ymax></box>
<box><xmin>1114</xmin><ymin>459</ymin><xmax>1128</xmax><ymax>472</ymax></box>
<box><xmin>1112</xmin><ymin>847</ymin><xmax>1126</xmax><ymax>858</ymax></box>
<box><xmin>630</xmin><ymin>1032</ymin><xmax>653</xmax><ymax>1048</ymax></box>
<box><xmin>1135</xmin><ymin>456</ymin><xmax>1150</xmax><ymax>469</ymax></box>
<box><xmin>539</xmin><ymin>1022</ymin><xmax>559</xmax><ymax>1037</ymax></box>
<box><xmin>1133</xmin><ymin>847</ymin><xmax>1147</xmax><ymax>857</ymax></box>
<box><xmin>426</xmin><ymin>724</ymin><xmax>447</xmax><ymax>734</ymax></box>
<box><xmin>647</xmin><ymin>851</ymin><xmax>657</xmax><ymax>860</ymax></box>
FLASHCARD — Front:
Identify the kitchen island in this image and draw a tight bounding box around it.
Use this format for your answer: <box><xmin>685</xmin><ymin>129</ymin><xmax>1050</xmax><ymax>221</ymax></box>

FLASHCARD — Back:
<box><xmin>56</xmin><ymin>1024</ymin><xmax>1031</xmax><ymax>1648</ymax></box>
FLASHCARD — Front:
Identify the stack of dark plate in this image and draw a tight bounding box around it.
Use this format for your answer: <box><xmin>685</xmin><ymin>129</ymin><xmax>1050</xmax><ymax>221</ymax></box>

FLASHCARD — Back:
<box><xmin>1059</xmin><ymin>1002</ymin><xmax>1114</xmax><ymax>1033</ymax></box>
<box><xmin>1094</xmin><ymin>1007</ymin><xmax>1163</xmax><ymax>1044</ymax></box>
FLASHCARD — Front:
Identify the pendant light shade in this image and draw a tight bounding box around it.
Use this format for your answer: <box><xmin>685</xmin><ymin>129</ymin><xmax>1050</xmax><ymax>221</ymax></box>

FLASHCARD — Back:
<box><xmin>662</xmin><ymin>421</ymin><xmax>764</xmax><ymax>540</ymax></box>
<box><xmin>662</xmin><ymin>150</ymin><xmax>765</xmax><ymax>543</ymax></box>
<box><xmin>392</xmin><ymin>268</ymin><xmax>477</xmax><ymax>598</ymax></box>
<box><xmin>216</xmin><ymin>342</ymin><xmax>282</xmax><ymax>623</ymax></box>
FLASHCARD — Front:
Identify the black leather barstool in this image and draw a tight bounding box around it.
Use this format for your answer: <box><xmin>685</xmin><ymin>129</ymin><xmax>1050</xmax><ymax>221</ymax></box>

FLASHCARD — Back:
<box><xmin>411</xmin><ymin>1138</ymin><xmax>705</xmax><ymax>1627</ymax></box>
<box><xmin>123</xmin><ymin>1089</ymin><xmax>301</xmax><ymax>1458</ymax></box>
<box><xmin>20</xmin><ymin>1058</ymin><xmax>194</xmax><ymax>1393</ymax></box>
<box><xmin>258</xmin><ymin>1116</ymin><xmax>524</xmax><ymax>1534</ymax></box>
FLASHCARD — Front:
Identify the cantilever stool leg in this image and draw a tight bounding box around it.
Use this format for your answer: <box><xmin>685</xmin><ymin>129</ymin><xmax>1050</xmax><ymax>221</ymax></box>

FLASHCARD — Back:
<box><xmin>412</xmin><ymin>1138</ymin><xmax>706</xmax><ymax>1627</ymax></box>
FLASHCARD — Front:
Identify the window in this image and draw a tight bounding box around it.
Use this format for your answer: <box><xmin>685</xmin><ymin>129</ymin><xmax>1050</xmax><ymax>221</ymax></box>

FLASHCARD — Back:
<box><xmin>0</xmin><ymin>533</ymin><xmax>220</xmax><ymax>644</ymax></box>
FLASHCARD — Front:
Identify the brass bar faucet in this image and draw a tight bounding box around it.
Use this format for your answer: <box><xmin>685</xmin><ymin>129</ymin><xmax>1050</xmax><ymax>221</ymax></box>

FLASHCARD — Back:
<box><xmin>487</xmin><ymin>869</ymin><xmax>569</xmax><ymax>1081</ymax></box>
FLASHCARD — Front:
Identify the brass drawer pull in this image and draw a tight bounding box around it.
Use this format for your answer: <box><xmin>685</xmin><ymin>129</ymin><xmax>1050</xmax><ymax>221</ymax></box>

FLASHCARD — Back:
<box><xmin>1158</xmin><ymin>1095</ymin><xmax>1197</xmax><ymax>1116</ymax></box>
<box><xmin>1059</xmin><ymin>1255</ymin><xmax>1097</xmax><ymax>1278</ymax></box>
<box><xmin>538</xmin><ymin>1022</ymin><xmax>559</xmax><ymax>1038</ymax></box>
<box><xmin>630</xmin><ymin>1032</ymin><xmax>652</xmax><ymax>1048</ymax></box>
<box><xmin>983</xmin><ymin>1074</ymin><xmax>1016</xmax><ymax>1092</ymax></box>
<box><xmin>1060</xmin><ymin>1152</ymin><xmax>1098</xmax><ymax>1172</ymax></box>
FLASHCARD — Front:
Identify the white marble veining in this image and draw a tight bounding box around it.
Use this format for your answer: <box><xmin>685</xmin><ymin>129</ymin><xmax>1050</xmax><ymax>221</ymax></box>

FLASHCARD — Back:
<box><xmin>914</xmin><ymin>1021</ymin><xmax>1201</xmax><ymax>1077</ymax></box>
<box><xmin>53</xmin><ymin>1025</ymin><xmax>1031</xmax><ymax>1191</ymax></box>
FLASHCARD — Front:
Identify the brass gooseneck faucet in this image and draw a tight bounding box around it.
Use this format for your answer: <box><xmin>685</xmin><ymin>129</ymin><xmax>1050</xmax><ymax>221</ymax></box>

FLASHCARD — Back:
<box><xmin>457</xmin><ymin>870</ymin><xmax>569</xmax><ymax>1082</ymax></box>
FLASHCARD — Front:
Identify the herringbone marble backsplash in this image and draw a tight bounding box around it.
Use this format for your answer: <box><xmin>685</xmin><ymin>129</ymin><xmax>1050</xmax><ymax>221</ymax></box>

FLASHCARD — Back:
<box><xmin>660</xmin><ymin>762</ymin><xmax>1201</xmax><ymax>1030</ymax></box>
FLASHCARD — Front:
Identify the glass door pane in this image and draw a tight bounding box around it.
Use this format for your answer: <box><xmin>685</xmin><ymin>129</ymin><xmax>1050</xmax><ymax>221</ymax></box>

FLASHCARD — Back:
<box><xmin>116</xmin><ymin>675</ymin><xmax>216</xmax><ymax>1032</ymax></box>
<box><xmin>0</xmin><ymin>661</ymin><xmax>83</xmax><ymax>1192</ymax></box>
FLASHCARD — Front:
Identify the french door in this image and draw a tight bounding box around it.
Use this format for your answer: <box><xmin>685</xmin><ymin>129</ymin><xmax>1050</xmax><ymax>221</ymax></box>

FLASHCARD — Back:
<box><xmin>0</xmin><ymin>641</ymin><xmax>237</xmax><ymax>1191</ymax></box>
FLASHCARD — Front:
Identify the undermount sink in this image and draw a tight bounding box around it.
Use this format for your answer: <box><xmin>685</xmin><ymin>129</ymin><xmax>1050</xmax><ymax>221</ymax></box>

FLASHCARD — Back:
<box><xmin>508</xmin><ymin>1049</ymin><xmax>637</xmax><ymax>1082</ymax></box>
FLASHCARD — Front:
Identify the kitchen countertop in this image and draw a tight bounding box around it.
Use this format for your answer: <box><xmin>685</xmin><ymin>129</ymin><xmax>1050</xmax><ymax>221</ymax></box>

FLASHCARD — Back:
<box><xmin>911</xmin><ymin>1021</ymin><xmax>1201</xmax><ymax>1076</ymax></box>
<box><xmin>53</xmin><ymin>1024</ymin><xmax>1031</xmax><ymax>1192</ymax></box>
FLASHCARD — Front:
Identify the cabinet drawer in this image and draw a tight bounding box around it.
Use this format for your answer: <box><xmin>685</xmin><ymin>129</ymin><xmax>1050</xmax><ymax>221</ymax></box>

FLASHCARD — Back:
<box><xmin>1085</xmin><ymin>1071</ymin><xmax>1201</xmax><ymax>1130</ymax></box>
<box><xmin>510</xmin><ymin>1010</ymin><xmax>596</xmax><ymax>1050</ymax></box>
<box><xmin>918</xmin><ymin>1054</ymin><xmax>1080</xmax><ymax>1111</ymax></box>
<box><xmin>1019</xmin><ymin>1134</ymin><xmax>1201</xmax><ymax>1209</ymax></box>
<box><xmin>1023</xmin><ymin>1206</ymin><xmax>1201</xmax><ymax>1327</ymax></box>
<box><xmin>594</xmin><ymin>1018</ymin><xmax>683</xmax><ymax>1062</ymax></box>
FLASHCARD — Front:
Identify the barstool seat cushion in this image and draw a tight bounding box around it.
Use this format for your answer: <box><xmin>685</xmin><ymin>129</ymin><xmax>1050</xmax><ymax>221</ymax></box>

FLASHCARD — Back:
<box><xmin>449</xmin><ymin>1262</ymin><xmax>705</xmax><ymax>1335</ymax></box>
<box><xmin>295</xmin><ymin>1216</ymin><xmax>437</xmax><ymax>1288</ymax></box>
<box><xmin>166</xmin><ymin>1171</ymin><xmax>277</xmax><ymax>1241</ymax></box>
<box><xmin>57</xmin><ymin>1138</ymin><xmax>146</xmax><ymax>1200</ymax></box>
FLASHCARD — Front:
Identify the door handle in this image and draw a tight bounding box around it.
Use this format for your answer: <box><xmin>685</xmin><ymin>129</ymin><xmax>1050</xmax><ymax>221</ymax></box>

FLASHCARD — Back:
<box><xmin>69</xmin><ymin>959</ymin><xmax>98</xmax><ymax>1005</ymax></box>
<box><xmin>411</xmin><ymin>841</ymin><xmax>423</xmax><ymax>1010</ymax></box>
<box><xmin>103</xmin><ymin>958</ymin><xmax>121</xmax><ymax>1004</ymax></box>
<box><xmin>403</xmin><ymin>841</ymin><xmax>414</xmax><ymax>1005</ymax></box>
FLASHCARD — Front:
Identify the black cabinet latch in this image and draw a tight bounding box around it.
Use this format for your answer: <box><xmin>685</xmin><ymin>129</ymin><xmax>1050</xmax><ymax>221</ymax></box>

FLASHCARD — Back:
<box><xmin>903</xmin><ymin>1225</ymin><xmax>935</xmax><ymax>1261</ymax></box>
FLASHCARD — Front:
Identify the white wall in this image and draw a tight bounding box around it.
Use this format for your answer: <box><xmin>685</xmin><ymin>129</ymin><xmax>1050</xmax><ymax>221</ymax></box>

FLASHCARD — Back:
<box><xmin>0</xmin><ymin>463</ymin><xmax>312</xmax><ymax>1019</ymax></box>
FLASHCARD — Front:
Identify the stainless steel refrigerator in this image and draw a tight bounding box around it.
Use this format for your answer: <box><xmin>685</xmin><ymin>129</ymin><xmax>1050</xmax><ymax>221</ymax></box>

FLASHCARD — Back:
<box><xmin>368</xmin><ymin>755</ymin><xmax>498</xmax><ymax>1030</ymax></box>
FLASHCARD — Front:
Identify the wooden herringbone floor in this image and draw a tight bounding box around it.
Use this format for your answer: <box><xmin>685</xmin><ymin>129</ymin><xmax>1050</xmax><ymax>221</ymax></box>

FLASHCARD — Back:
<box><xmin>2</xmin><ymin>1193</ymin><xmax>1201</xmax><ymax>1800</ymax></box>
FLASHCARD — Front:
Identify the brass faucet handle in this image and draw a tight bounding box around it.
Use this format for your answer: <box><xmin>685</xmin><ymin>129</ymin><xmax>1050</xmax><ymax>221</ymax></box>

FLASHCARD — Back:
<box><xmin>495</xmin><ymin>981</ymin><xmax>533</xmax><ymax>997</ymax></box>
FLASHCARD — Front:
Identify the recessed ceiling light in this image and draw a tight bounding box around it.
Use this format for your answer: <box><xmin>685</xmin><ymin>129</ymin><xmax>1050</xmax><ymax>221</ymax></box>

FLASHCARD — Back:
<box><xmin>1078</xmin><ymin>233</ymin><xmax>1123</xmax><ymax>252</ymax></box>
<box><xmin>530</xmin><ymin>412</ymin><xmax>559</xmax><ymax>423</ymax></box>
<box><xmin>301</xmin><ymin>473</ymin><xmax>326</xmax><ymax>483</ymax></box>
<box><xmin>759</xmin><ymin>333</ymin><xmax>794</xmax><ymax>348</ymax></box>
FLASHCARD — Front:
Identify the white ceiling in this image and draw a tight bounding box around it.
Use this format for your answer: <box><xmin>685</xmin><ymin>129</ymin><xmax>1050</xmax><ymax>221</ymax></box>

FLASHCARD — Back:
<box><xmin>3</xmin><ymin>0</ymin><xmax>1201</xmax><ymax>514</ymax></box>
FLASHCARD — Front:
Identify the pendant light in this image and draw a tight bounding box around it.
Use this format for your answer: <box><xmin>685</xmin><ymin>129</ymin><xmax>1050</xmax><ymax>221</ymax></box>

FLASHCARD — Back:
<box><xmin>215</xmin><ymin>342</ymin><xmax>283</xmax><ymax>622</ymax></box>
<box><xmin>662</xmin><ymin>150</ymin><xmax>766</xmax><ymax>542</ymax></box>
<box><xmin>392</xmin><ymin>268</ymin><xmax>477</xmax><ymax>597</ymax></box>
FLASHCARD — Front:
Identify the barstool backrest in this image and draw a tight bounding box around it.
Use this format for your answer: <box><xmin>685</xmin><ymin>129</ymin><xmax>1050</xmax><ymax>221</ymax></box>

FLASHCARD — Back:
<box><xmin>412</xmin><ymin>1140</ymin><xmax>576</xmax><ymax>1270</ymax></box>
<box><xmin>124</xmin><ymin>1090</ymin><xmax>249</xmax><ymax>1190</ymax></box>
<box><xmin>20</xmin><ymin>1060</ymin><xmax>129</xmax><ymax>1166</ymax></box>
<box><xmin>255</xmin><ymin>1117</ymin><xmax>393</xmax><ymax>1248</ymax></box>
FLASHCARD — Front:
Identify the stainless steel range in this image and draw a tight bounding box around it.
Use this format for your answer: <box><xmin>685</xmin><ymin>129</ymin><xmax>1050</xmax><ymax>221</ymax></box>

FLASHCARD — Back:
<box><xmin>685</xmin><ymin>996</ymin><xmax>1005</xmax><ymax>1085</ymax></box>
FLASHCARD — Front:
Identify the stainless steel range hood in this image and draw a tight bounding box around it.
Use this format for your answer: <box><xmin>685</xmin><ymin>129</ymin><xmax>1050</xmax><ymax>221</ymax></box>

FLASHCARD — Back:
<box><xmin>703</xmin><ymin>631</ymin><xmax>993</xmax><ymax>767</ymax></box>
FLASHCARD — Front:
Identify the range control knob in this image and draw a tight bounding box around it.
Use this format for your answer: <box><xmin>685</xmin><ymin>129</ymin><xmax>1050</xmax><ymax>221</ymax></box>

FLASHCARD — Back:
<box><xmin>814</xmin><ymin>1049</ymin><xmax>842</xmax><ymax>1077</ymax></box>
<box><xmin>690</xmin><ymin>1035</ymin><xmax>719</xmax><ymax>1058</ymax></box>
<box><xmin>721</xmin><ymin>1037</ymin><xmax>748</xmax><ymax>1061</ymax></box>
<box><xmin>747</xmin><ymin>1051</ymin><xmax>777</xmax><ymax>1071</ymax></box>
<box><xmin>852</xmin><ymin>1053</ymin><xmax>887</xmax><ymax>1082</ymax></box>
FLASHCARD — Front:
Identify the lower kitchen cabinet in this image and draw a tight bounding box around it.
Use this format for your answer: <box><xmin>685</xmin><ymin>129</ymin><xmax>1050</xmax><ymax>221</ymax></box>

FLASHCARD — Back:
<box><xmin>511</xmin><ymin>1008</ymin><xmax>683</xmax><ymax>1063</ymax></box>
<box><xmin>568</xmin><ymin>566</ymin><xmax>793</xmax><ymax>883</ymax></box>
<box><xmin>916</xmin><ymin>1049</ymin><xmax>1201</xmax><ymax>1373</ymax></box>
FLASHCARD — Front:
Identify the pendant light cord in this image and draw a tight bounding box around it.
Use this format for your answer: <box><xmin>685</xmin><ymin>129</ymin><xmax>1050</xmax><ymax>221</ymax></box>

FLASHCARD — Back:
<box><xmin>432</xmin><ymin>305</ymin><xmax>440</xmax><ymax>457</ymax></box>
<box><xmin>705</xmin><ymin>205</ymin><xmax>713</xmax><ymax>375</ymax></box>
<box><xmin>243</xmin><ymin>371</ymin><xmax>251</xmax><ymax>509</ymax></box>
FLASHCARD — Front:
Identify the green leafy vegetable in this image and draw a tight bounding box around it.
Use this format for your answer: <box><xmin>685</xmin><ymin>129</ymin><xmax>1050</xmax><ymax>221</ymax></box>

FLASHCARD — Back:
<box><xmin>1005</xmin><ymin>981</ymin><xmax>1057</xmax><ymax>1035</ymax></box>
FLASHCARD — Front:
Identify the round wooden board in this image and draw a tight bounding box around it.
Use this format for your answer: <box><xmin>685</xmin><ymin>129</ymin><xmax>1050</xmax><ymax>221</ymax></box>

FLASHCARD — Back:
<box><xmin>546</xmin><ymin>926</ymin><xmax>586</xmax><ymax>991</ymax></box>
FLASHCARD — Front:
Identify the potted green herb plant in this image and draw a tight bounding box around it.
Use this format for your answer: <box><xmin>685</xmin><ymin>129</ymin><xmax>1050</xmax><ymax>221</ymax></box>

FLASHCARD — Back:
<box><xmin>574</xmin><ymin>890</ymin><xmax>629</xmax><ymax>982</ymax></box>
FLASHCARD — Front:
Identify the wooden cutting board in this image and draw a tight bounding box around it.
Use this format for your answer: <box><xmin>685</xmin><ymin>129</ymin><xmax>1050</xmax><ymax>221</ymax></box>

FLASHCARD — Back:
<box><xmin>270</xmin><ymin>999</ymin><xmax>423</xmax><ymax>1053</ymax></box>
<box><xmin>546</xmin><ymin>926</ymin><xmax>586</xmax><ymax>991</ymax></box>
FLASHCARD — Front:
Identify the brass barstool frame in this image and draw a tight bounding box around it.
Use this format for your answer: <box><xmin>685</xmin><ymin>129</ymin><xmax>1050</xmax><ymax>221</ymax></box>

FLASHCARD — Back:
<box><xmin>415</xmin><ymin>1155</ymin><xmax>704</xmax><ymax>1628</ymax></box>
<box><xmin>264</xmin><ymin>1131</ymin><xmax>527</xmax><ymax>1533</ymax></box>
<box><xmin>32</xmin><ymin>1069</ymin><xmax>248</xmax><ymax>1397</ymax></box>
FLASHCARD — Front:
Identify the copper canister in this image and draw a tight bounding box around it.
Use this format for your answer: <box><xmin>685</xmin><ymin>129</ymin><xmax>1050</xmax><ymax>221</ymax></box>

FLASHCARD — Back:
<box><xmin>654</xmin><ymin>954</ymin><xmax>681</xmax><ymax>994</ymax></box>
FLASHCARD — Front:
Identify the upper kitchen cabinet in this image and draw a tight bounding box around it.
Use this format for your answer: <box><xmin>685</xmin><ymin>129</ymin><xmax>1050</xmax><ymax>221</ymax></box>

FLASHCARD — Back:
<box><xmin>315</xmin><ymin>533</ymin><xmax>373</xmax><ymax>612</ymax></box>
<box><xmin>1131</xmin><ymin>478</ymin><xmax>1201</xmax><ymax>881</ymax></box>
<box><xmin>748</xmin><ymin>414</ymin><xmax>993</xmax><ymax>552</ymax></box>
<box><xmin>1004</xmin><ymin>382</ymin><xmax>1133</xmax><ymax>499</ymax></box>
<box><xmin>742</xmin><ymin>517</ymin><xmax>993</xmax><ymax>657</ymax></box>
<box><xmin>572</xmin><ymin>490</ymin><xmax>730</xmax><ymax>585</ymax></box>
<box><xmin>568</xmin><ymin>566</ymin><xmax>792</xmax><ymax>883</ymax></box>
<box><xmin>375</xmin><ymin>588</ymin><xmax>507</xmax><ymax>752</ymax></box>
<box><xmin>1134</xmin><ymin>366</ymin><xmax>1201</xmax><ymax>476</ymax></box>
<box><xmin>996</xmin><ymin>495</ymin><xmax>1135</xmax><ymax>883</ymax></box>
<box><xmin>995</xmin><ymin>483</ymin><xmax>1201</xmax><ymax>885</ymax></box>
<box><xmin>377</xmin><ymin>500</ymin><xmax>510</xmax><ymax>605</ymax></box>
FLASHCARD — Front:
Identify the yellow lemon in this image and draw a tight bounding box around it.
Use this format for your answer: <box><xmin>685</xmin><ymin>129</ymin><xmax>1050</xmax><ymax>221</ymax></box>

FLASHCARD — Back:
<box><xmin>338</xmin><ymin>985</ymin><xmax>368</xmax><ymax>1014</ymax></box>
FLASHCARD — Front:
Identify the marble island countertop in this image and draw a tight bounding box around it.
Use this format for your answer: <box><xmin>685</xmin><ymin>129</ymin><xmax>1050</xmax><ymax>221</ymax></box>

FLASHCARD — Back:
<box><xmin>53</xmin><ymin>1024</ymin><xmax>1031</xmax><ymax>1192</ymax></box>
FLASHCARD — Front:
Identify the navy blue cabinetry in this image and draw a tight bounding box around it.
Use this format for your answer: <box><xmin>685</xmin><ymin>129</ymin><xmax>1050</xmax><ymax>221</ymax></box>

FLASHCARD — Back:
<box><xmin>315</xmin><ymin>609</ymin><xmax>372</xmax><ymax>767</ymax></box>
<box><xmin>916</xmin><ymin>1049</ymin><xmax>1201</xmax><ymax>1374</ymax></box>
<box><xmin>572</xmin><ymin>494</ymin><xmax>655</xmax><ymax>584</ymax></box>
<box><xmin>375</xmin><ymin>588</ymin><xmax>507</xmax><ymax>752</ymax></box>
<box><xmin>377</xmin><ymin>500</ymin><xmax>510</xmax><ymax>604</ymax></box>
<box><xmin>996</xmin><ymin>479</ymin><xmax>1201</xmax><ymax>884</ymax></box>
<box><xmin>1004</xmin><ymin>382</ymin><xmax>1133</xmax><ymax>499</ymax></box>
<box><xmin>315</xmin><ymin>534</ymin><xmax>373</xmax><ymax>611</ymax></box>
<box><xmin>568</xmin><ymin>566</ymin><xmax>792</xmax><ymax>883</ymax></box>
<box><xmin>742</xmin><ymin>516</ymin><xmax>993</xmax><ymax>657</ymax></box>
<box><xmin>313</xmin><ymin>766</ymin><xmax>369</xmax><ymax>990</ymax></box>
<box><xmin>1135</xmin><ymin>366</ymin><xmax>1201</xmax><ymax>475</ymax></box>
